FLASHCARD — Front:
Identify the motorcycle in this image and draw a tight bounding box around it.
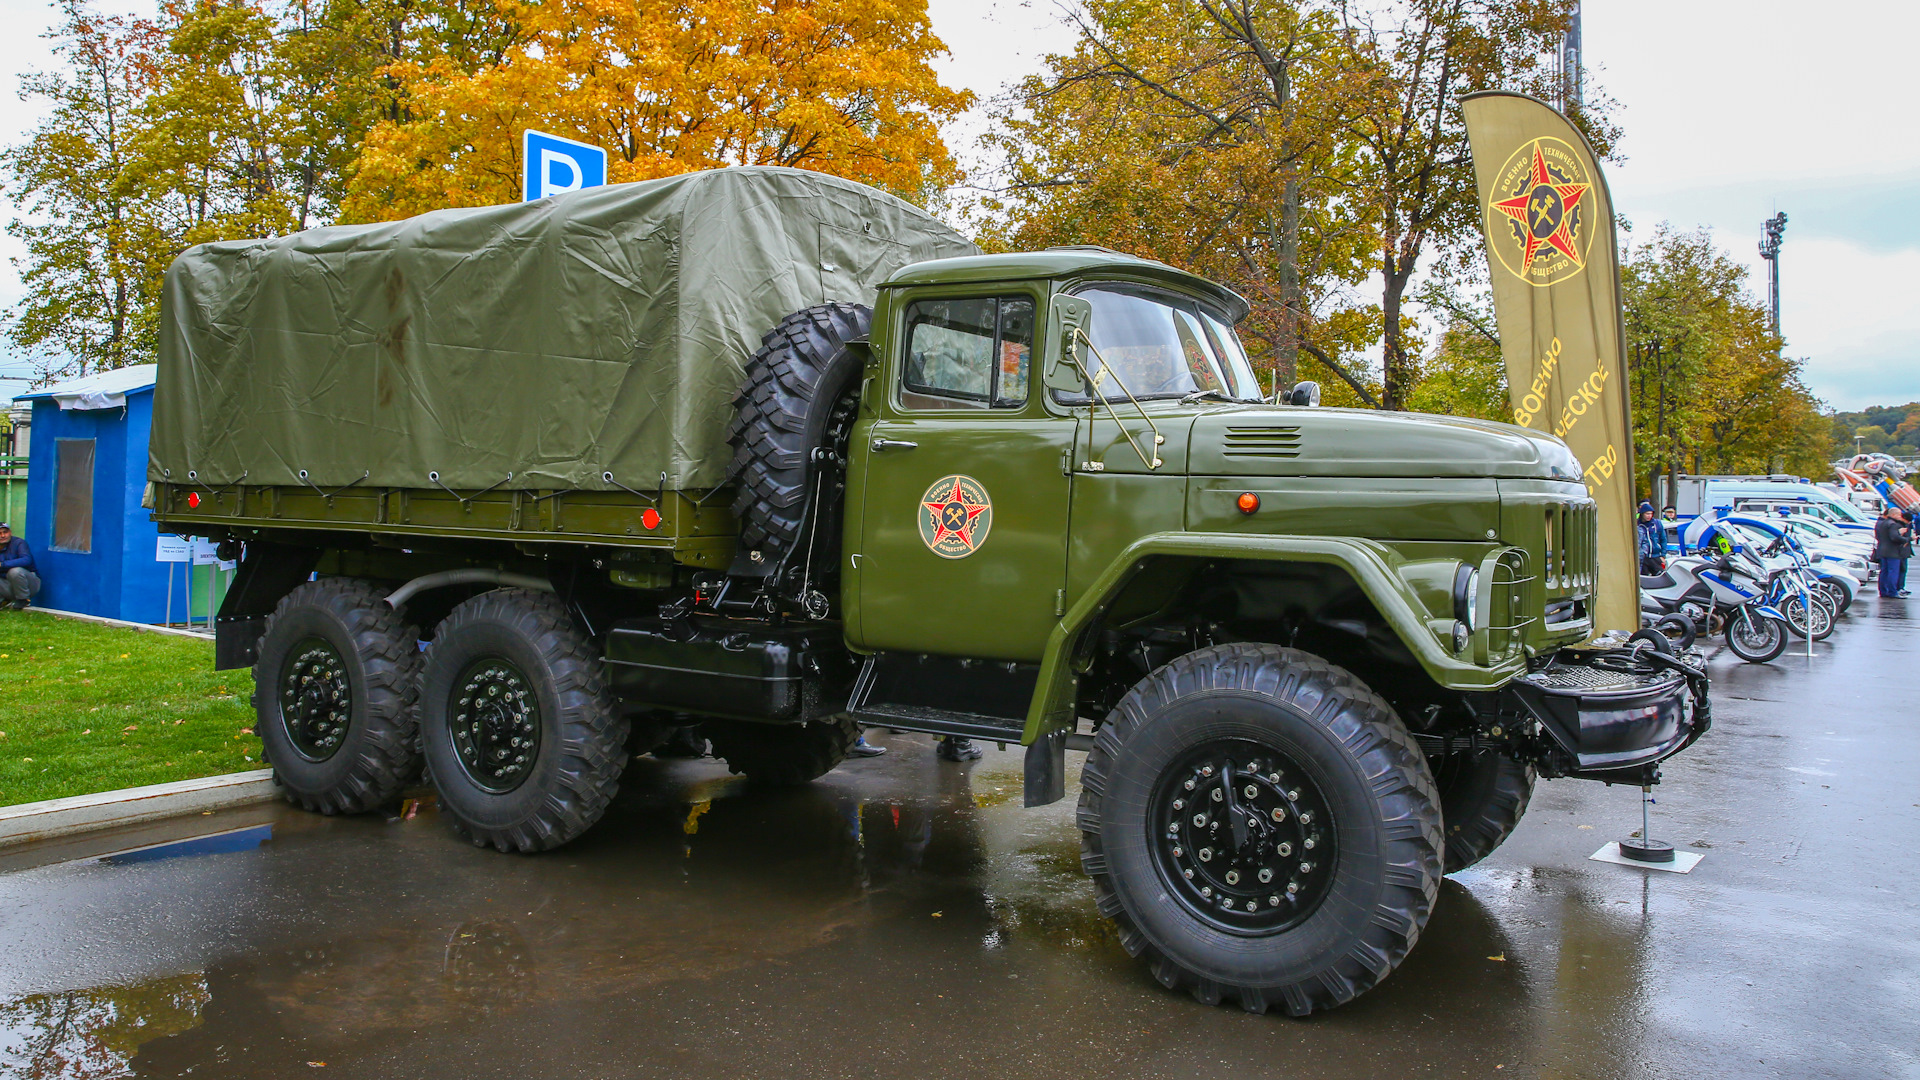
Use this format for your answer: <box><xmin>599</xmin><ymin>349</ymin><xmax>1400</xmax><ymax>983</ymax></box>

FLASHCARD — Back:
<box><xmin>1640</xmin><ymin>549</ymin><xmax>1791</xmax><ymax>663</ymax></box>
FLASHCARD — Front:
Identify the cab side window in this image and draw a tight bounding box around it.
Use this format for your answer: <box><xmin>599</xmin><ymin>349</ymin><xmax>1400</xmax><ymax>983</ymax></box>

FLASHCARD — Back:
<box><xmin>901</xmin><ymin>296</ymin><xmax>1032</xmax><ymax>410</ymax></box>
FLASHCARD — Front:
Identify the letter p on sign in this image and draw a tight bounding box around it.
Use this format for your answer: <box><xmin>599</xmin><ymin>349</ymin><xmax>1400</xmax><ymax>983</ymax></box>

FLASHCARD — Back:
<box><xmin>523</xmin><ymin>130</ymin><xmax>607</xmax><ymax>202</ymax></box>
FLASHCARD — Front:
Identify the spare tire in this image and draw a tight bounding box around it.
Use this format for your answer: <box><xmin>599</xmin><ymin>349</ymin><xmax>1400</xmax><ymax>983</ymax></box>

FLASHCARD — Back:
<box><xmin>726</xmin><ymin>303</ymin><xmax>873</xmax><ymax>574</ymax></box>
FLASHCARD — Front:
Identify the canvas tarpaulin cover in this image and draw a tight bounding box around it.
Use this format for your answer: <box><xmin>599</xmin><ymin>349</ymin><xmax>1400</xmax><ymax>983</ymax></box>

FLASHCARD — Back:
<box><xmin>149</xmin><ymin>166</ymin><xmax>978</xmax><ymax>492</ymax></box>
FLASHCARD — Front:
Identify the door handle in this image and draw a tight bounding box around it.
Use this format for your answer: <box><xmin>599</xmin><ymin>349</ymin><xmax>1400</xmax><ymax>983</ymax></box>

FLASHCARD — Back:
<box><xmin>871</xmin><ymin>438</ymin><xmax>918</xmax><ymax>452</ymax></box>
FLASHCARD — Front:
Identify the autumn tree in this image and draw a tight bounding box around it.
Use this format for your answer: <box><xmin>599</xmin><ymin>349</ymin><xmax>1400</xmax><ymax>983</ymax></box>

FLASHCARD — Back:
<box><xmin>1</xmin><ymin>1</ymin><xmax>165</xmax><ymax>379</ymax></box>
<box><xmin>1622</xmin><ymin>223</ymin><xmax>1830</xmax><ymax>488</ymax></box>
<box><xmin>975</xmin><ymin>0</ymin><xmax>1385</xmax><ymax>404</ymax></box>
<box><xmin>1338</xmin><ymin>0</ymin><xmax>1612</xmax><ymax>410</ymax></box>
<box><xmin>341</xmin><ymin>0</ymin><xmax>971</xmax><ymax>220</ymax></box>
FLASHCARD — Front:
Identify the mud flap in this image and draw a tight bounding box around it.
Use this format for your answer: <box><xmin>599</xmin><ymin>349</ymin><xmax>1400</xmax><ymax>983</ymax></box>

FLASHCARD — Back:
<box><xmin>1024</xmin><ymin>730</ymin><xmax>1066</xmax><ymax>807</ymax></box>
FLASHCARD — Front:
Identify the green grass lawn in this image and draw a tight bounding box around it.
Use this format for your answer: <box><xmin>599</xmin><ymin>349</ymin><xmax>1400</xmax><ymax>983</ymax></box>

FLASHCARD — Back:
<box><xmin>0</xmin><ymin>611</ymin><xmax>263</xmax><ymax>807</ymax></box>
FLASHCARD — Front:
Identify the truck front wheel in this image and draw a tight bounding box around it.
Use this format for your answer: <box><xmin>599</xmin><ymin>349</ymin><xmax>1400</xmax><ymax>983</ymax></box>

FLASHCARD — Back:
<box><xmin>420</xmin><ymin>589</ymin><xmax>628</xmax><ymax>852</ymax></box>
<box><xmin>1430</xmin><ymin>748</ymin><xmax>1535</xmax><ymax>873</ymax></box>
<box><xmin>1077</xmin><ymin>644</ymin><xmax>1442</xmax><ymax>1015</ymax></box>
<box><xmin>253</xmin><ymin>578</ymin><xmax>422</xmax><ymax>815</ymax></box>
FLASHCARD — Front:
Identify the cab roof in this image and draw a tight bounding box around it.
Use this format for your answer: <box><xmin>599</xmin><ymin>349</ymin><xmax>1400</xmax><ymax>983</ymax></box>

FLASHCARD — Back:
<box><xmin>880</xmin><ymin>247</ymin><xmax>1252</xmax><ymax>323</ymax></box>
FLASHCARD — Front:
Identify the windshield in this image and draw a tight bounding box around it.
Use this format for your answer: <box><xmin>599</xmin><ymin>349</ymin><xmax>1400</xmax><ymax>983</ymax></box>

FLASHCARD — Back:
<box><xmin>1784</xmin><ymin>517</ymin><xmax>1836</xmax><ymax>539</ymax></box>
<box><xmin>1055</xmin><ymin>284</ymin><xmax>1263</xmax><ymax>404</ymax></box>
<box><xmin>1821</xmin><ymin>499</ymin><xmax>1869</xmax><ymax>524</ymax></box>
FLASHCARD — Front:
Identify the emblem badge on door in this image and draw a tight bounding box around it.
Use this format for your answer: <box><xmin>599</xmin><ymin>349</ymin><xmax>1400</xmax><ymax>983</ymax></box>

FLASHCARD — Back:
<box><xmin>918</xmin><ymin>475</ymin><xmax>994</xmax><ymax>559</ymax></box>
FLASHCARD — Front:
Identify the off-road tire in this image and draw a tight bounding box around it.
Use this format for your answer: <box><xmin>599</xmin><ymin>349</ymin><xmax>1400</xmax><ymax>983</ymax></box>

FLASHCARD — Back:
<box><xmin>725</xmin><ymin>303</ymin><xmax>872</xmax><ymax>567</ymax></box>
<box><xmin>1430</xmin><ymin>749</ymin><xmax>1536</xmax><ymax>874</ymax></box>
<box><xmin>1077</xmin><ymin>643</ymin><xmax>1442</xmax><ymax>1015</ymax></box>
<box><xmin>253</xmin><ymin>577</ymin><xmax>421</xmax><ymax>815</ymax></box>
<box><xmin>706</xmin><ymin>714</ymin><xmax>858</xmax><ymax>785</ymax></box>
<box><xmin>420</xmin><ymin>589</ymin><xmax>628</xmax><ymax>852</ymax></box>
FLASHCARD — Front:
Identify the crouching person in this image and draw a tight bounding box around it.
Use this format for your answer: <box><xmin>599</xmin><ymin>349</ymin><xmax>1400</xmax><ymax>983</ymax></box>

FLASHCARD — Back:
<box><xmin>0</xmin><ymin>523</ymin><xmax>39</xmax><ymax>610</ymax></box>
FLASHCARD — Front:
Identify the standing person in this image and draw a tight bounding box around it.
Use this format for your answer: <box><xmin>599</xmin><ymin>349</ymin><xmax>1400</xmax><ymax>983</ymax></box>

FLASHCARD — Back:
<box><xmin>0</xmin><ymin>523</ymin><xmax>37</xmax><ymax>610</ymax></box>
<box><xmin>1636</xmin><ymin>501</ymin><xmax>1665</xmax><ymax>575</ymax></box>
<box><xmin>1872</xmin><ymin>505</ymin><xmax>1912</xmax><ymax>599</ymax></box>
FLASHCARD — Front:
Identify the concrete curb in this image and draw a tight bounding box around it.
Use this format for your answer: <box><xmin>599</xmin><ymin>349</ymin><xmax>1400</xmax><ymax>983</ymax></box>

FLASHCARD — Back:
<box><xmin>0</xmin><ymin>769</ymin><xmax>278</xmax><ymax>848</ymax></box>
<box><xmin>23</xmin><ymin>606</ymin><xmax>215</xmax><ymax>640</ymax></box>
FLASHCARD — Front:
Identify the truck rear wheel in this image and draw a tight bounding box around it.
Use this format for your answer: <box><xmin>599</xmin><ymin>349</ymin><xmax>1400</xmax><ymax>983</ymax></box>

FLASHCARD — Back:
<box><xmin>1077</xmin><ymin>644</ymin><xmax>1442</xmax><ymax>1015</ymax></box>
<box><xmin>1430</xmin><ymin>748</ymin><xmax>1535</xmax><ymax>873</ymax></box>
<box><xmin>705</xmin><ymin>715</ymin><xmax>858</xmax><ymax>785</ymax></box>
<box><xmin>420</xmin><ymin>589</ymin><xmax>628</xmax><ymax>852</ymax></box>
<box><xmin>726</xmin><ymin>302</ymin><xmax>872</xmax><ymax>568</ymax></box>
<box><xmin>253</xmin><ymin>578</ymin><xmax>422</xmax><ymax>815</ymax></box>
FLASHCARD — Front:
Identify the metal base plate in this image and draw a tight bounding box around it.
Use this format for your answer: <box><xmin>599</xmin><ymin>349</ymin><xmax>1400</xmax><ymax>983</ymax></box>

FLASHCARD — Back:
<box><xmin>1589</xmin><ymin>841</ymin><xmax>1703</xmax><ymax>873</ymax></box>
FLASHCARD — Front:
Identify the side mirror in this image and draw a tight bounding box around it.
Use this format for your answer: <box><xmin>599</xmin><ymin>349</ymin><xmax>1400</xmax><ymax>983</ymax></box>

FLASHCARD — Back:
<box><xmin>1287</xmin><ymin>380</ymin><xmax>1321</xmax><ymax>407</ymax></box>
<box><xmin>1044</xmin><ymin>295</ymin><xmax>1093</xmax><ymax>396</ymax></box>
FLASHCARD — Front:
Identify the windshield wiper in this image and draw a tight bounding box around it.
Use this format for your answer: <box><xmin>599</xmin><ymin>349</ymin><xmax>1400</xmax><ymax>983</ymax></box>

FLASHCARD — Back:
<box><xmin>1180</xmin><ymin>388</ymin><xmax>1229</xmax><ymax>404</ymax></box>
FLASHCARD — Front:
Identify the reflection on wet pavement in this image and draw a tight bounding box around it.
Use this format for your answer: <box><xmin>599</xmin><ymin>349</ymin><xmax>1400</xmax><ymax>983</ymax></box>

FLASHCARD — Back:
<box><xmin>1</xmin><ymin>603</ymin><xmax>1916</xmax><ymax>1079</ymax></box>
<box><xmin>101</xmin><ymin>826</ymin><xmax>274</xmax><ymax>867</ymax></box>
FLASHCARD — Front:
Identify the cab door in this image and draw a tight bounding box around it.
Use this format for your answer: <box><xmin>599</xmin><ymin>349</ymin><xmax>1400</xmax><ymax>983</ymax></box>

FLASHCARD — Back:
<box><xmin>850</xmin><ymin>288</ymin><xmax>1073</xmax><ymax>662</ymax></box>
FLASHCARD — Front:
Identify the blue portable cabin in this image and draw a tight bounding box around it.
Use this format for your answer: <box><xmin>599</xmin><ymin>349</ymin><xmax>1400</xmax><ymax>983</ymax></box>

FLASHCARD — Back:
<box><xmin>10</xmin><ymin>365</ymin><xmax>185</xmax><ymax>621</ymax></box>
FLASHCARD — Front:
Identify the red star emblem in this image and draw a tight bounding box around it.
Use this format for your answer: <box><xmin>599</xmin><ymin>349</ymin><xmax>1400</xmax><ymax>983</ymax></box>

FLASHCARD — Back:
<box><xmin>1490</xmin><ymin>144</ymin><xmax>1591</xmax><ymax>273</ymax></box>
<box><xmin>923</xmin><ymin>476</ymin><xmax>989</xmax><ymax>551</ymax></box>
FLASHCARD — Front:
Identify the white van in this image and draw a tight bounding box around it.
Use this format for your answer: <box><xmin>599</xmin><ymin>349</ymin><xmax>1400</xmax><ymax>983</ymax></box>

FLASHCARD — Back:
<box><xmin>1662</xmin><ymin>475</ymin><xmax>1875</xmax><ymax>534</ymax></box>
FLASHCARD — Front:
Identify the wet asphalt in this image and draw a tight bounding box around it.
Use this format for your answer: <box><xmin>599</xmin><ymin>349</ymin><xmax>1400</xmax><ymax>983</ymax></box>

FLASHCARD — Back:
<box><xmin>2</xmin><ymin>599</ymin><xmax>1916</xmax><ymax>1080</ymax></box>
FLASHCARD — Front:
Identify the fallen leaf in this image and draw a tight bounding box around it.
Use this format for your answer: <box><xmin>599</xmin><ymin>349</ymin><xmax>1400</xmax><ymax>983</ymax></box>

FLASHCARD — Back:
<box><xmin>1577</xmin><ymin>825</ymin><xmax>1593</xmax><ymax>830</ymax></box>
<box><xmin>81</xmin><ymin>729</ymin><xmax>90</xmax><ymax>735</ymax></box>
<box><xmin>1487</xmin><ymin>954</ymin><xmax>1506</xmax><ymax>962</ymax></box>
<box><xmin>22</xmin><ymin>758</ymin><xmax>32</xmax><ymax>763</ymax></box>
<box><xmin>124</xmin><ymin>725</ymin><xmax>138</xmax><ymax>732</ymax></box>
<box><xmin>931</xmin><ymin>911</ymin><xmax>943</xmax><ymax>918</ymax></box>
<box><xmin>120</xmin><ymin>653</ymin><xmax>129</xmax><ymax>658</ymax></box>
<box><xmin>308</xmin><ymin>1063</ymin><xmax>327</xmax><ymax>1069</ymax></box>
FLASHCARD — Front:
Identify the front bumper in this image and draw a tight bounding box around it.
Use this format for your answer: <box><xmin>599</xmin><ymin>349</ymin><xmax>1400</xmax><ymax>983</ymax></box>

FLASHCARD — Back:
<box><xmin>1502</xmin><ymin>648</ymin><xmax>1710</xmax><ymax>779</ymax></box>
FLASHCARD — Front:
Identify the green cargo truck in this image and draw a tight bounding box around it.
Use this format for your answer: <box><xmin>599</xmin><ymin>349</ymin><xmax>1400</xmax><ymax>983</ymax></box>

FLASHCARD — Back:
<box><xmin>150</xmin><ymin>166</ymin><xmax>1707</xmax><ymax>1013</ymax></box>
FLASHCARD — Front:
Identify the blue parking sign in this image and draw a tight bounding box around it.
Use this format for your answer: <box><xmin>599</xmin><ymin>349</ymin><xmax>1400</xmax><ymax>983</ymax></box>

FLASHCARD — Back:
<box><xmin>522</xmin><ymin>130</ymin><xmax>607</xmax><ymax>202</ymax></box>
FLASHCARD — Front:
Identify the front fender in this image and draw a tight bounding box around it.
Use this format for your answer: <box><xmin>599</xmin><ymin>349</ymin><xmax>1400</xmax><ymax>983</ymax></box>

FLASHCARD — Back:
<box><xmin>1021</xmin><ymin>533</ymin><xmax>1531</xmax><ymax>742</ymax></box>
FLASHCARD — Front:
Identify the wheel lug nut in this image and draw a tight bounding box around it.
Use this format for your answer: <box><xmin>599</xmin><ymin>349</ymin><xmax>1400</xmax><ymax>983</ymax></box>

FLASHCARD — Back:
<box><xmin>1300</xmin><ymin>811</ymin><xmax>1313</xmax><ymax>824</ymax></box>
<box><xmin>1244</xmin><ymin>785</ymin><xmax>1258</xmax><ymax>799</ymax></box>
<box><xmin>1258</xmin><ymin>868</ymin><xmax>1273</xmax><ymax>883</ymax></box>
<box><xmin>1269</xmin><ymin>895</ymin><xmax>1281</xmax><ymax>907</ymax></box>
<box><xmin>1287</xmin><ymin>789</ymin><xmax>1300</xmax><ymax>800</ymax></box>
<box><xmin>1278</xmin><ymin>842</ymin><xmax>1292</xmax><ymax>856</ymax></box>
<box><xmin>1225</xmin><ymin>870</ymin><xmax>1240</xmax><ymax>885</ymax></box>
<box><xmin>1183</xmin><ymin>779</ymin><xmax>1195</xmax><ymax>791</ymax></box>
<box><xmin>1299</xmin><ymin>862</ymin><xmax>1312</xmax><ymax>873</ymax></box>
<box><xmin>1183</xmin><ymin>868</ymin><xmax>1194</xmax><ymax>879</ymax></box>
<box><xmin>1192</xmin><ymin>813</ymin><xmax>1206</xmax><ymax>827</ymax></box>
<box><xmin>1198</xmin><ymin>847</ymin><xmax>1213</xmax><ymax>862</ymax></box>
<box><xmin>1304</xmin><ymin>837</ymin><xmax>1316</xmax><ymax>849</ymax></box>
<box><xmin>1200</xmin><ymin>886</ymin><xmax>1213</xmax><ymax>897</ymax></box>
<box><xmin>1173</xmin><ymin>799</ymin><xmax>1184</xmax><ymax>810</ymax></box>
<box><xmin>1211</xmin><ymin>789</ymin><xmax>1223</xmax><ymax>802</ymax></box>
<box><xmin>1287</xmin><ymin>882</ymin><xmax>1299</xmax><ymax>895</ymax></box>
<box><xmin>1270</xmin><ymin>807</ymin><xmax>1286</xmax><ymax>822</ymax></box>
<box><xmin>1172</xmin><ymin>847</ymin><xmax>1183</xmax><ymax>857</ymax></box>
<box><xmin>1201</xmin><ymin>765</ymin><xmax>1214</xmax><ymax>776</ymax></box>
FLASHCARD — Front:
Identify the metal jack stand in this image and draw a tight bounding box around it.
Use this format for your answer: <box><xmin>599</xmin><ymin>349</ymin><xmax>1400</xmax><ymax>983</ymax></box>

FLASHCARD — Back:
<box><xmin>1618</xmin><ymin>785</ymin><xmax>1673</xmax><ymax>864</ymax></box>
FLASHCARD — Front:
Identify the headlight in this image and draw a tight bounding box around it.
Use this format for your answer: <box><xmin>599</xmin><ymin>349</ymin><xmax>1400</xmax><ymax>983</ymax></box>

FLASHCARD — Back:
<box><xmin>1452</xmin><ymin>563</ymin><xmax>1479</xmax><ymax>633</ymax></box>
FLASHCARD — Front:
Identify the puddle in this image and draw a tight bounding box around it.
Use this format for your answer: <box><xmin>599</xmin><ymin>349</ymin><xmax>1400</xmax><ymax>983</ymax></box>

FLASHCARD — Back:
<box><xmin>0</xmin><ymin>974</ymin><xmax>210</xmax><ymax>1078</ymax></box>
<box><xmin>99</xmin><ymin>824</ymin><xmax>273</xmax><ymax>866</ymax></box>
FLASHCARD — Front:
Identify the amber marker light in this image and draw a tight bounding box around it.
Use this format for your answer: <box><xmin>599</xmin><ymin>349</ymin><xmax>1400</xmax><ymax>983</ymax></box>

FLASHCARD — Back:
<box><xmin>640</xmin><ymin>508</ymin><xmax>662</xmax><ymax>530</ymax></box>
<box><xmin>187</xmin><ymin>491</ymin><xmax>202</xmax><ymax>509</ymax></box>
<box><xmin>1236</xmin><ymin>492</ymin><xmax>1260</xmax><ymax>514</ymax></box>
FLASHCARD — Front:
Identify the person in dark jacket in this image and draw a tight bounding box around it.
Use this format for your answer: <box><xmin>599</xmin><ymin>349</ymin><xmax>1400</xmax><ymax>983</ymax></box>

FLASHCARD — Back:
<box><xmin>0</xmin><ymin>523</ymin><xmax>38</xmax><ymax>610</ymax></box>
<box><xmin>1636</xmin><ymin>501</ymin><xmax>1665</xmax><ymax>575</ymax></box>
<box><xmin>1873</xmin><ymin>506</ymin><xmax>1912</xmax><ymax>598</ymax></box>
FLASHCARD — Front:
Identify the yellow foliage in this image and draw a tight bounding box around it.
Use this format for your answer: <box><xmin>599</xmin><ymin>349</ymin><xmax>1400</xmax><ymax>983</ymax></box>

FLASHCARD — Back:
<box><xmin>341</xmin><ymin>0</ymin><xmax>971</xmax><ymax>221</ymax></box>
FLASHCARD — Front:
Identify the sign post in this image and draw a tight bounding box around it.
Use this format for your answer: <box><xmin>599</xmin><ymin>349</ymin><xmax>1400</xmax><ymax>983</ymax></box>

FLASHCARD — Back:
<box><xmin>522</xmin><ymin>130</ymin><xmax>608</xmax><ymax>202</ymax></box>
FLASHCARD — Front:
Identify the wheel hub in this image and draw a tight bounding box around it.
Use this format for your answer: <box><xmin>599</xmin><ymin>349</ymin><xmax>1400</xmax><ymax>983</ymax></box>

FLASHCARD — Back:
<box><xmin>280</xmin><ymin>638</ymin><xmax>350</xmax><ymax>761</ymax></box>
<box><xmin>451</xmin><ymin>659</ymin><xmax>540</xmax><ymax>793</ymax></box>
<box><xmin>1150</xmin><ymin>739</ymin><xmax>1336</xmax><ymax>933</ymax></box>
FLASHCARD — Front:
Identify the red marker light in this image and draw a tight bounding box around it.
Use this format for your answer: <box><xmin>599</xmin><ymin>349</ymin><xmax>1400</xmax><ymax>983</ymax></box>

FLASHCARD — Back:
<box><xmin>186</xmin><ymin>491</ymin><xmax>202</xmax><ymax>509</ymax></box>
<box><xmin>640</xmin><ymin>508</ymin><xmax>661</xmax><ymax>530</ymax></box>
<box><xmin>1236</xmin><ymin>492</ymin><xmax>1260</xmax><ymax>514</ymax></box>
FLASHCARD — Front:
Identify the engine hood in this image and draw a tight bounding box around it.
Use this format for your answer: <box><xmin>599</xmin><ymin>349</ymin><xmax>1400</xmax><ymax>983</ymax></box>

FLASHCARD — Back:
<box><xmin>1186</xmin><ymin>405</ymin><xmax>1584</xmax><ymax>481</ymax></box>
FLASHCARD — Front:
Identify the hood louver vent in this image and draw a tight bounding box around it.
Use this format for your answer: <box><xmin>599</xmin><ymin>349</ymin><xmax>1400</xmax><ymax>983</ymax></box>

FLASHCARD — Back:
<box><xmin>1222</xmin><ymin>425</ymin><xmax>1304</xmax><ymax>458</ymax></box>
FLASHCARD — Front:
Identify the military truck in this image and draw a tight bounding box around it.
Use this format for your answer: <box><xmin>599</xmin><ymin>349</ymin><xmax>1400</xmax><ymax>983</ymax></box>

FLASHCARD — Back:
<box><xmin>150</xmin><ymin>167</ymin><xmax>1707</xmax><ymax>1014</ymax></box>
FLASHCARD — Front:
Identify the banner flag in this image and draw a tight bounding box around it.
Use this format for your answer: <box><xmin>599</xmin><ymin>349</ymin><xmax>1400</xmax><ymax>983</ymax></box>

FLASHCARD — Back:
<box><xmin>1462</xmin><ymin>91</ymin><xmax>1637</xmax><ymax>634</ymax></box>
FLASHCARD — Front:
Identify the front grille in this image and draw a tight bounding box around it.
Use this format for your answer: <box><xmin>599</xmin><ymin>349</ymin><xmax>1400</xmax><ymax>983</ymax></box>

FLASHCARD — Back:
<box><xmin>1222</xmin><ymin>425</ymin><xmax>1303</xmax><ymax>458</ymax></box>
<box><xmin>1544</xmin><ymin>500</ymin><xmax>1597</xmax><ymax>594</ymax></box>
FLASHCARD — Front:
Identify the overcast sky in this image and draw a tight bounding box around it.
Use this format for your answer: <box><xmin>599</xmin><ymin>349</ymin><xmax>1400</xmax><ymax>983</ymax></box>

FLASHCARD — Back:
<box><xmin>3</xmin><ymin>0</ymin><xmax>1915</xmax><ymax>410</ymax></box>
